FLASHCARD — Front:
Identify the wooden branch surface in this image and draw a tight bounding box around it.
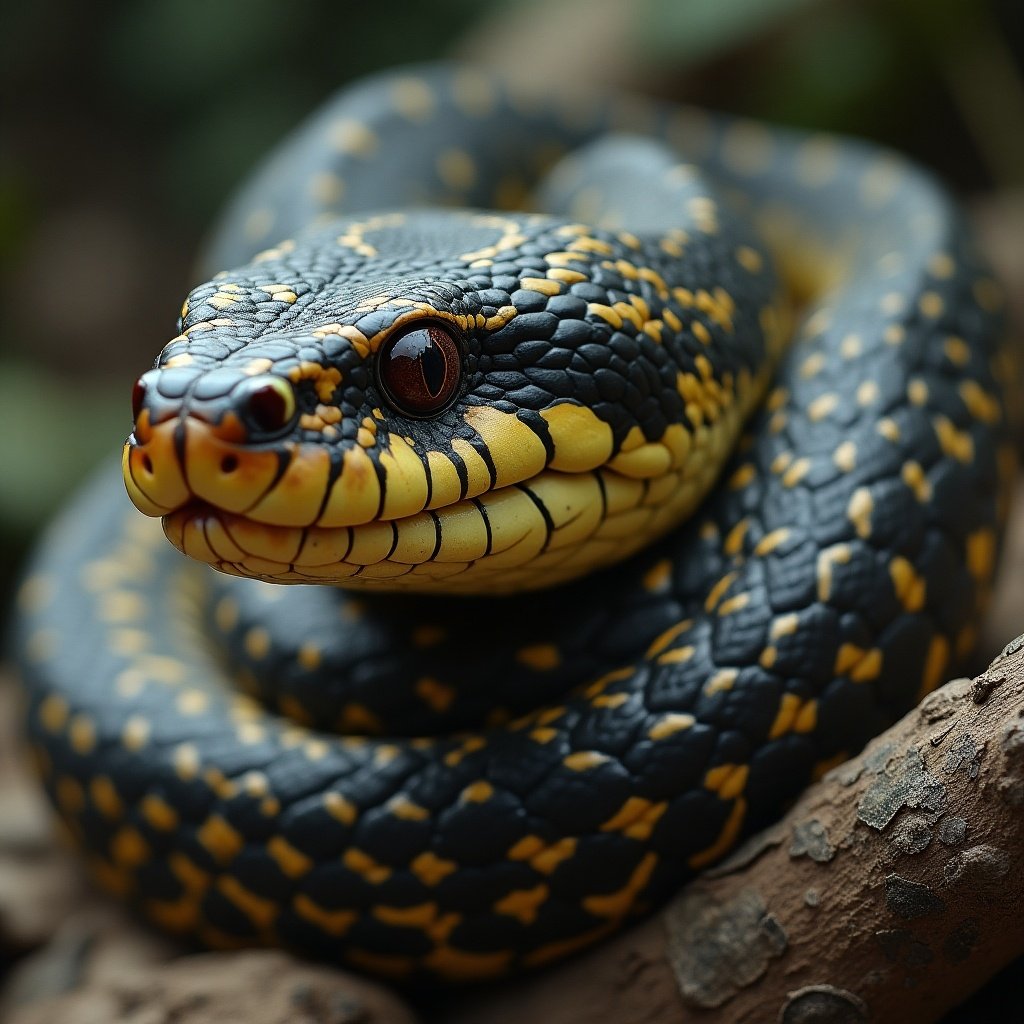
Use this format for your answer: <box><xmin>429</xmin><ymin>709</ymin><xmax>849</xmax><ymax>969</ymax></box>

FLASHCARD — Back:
<box><xmin>442</xmin><ymin>639</ymin><xmax>1024</xmax><ymax>1024</ymax></box>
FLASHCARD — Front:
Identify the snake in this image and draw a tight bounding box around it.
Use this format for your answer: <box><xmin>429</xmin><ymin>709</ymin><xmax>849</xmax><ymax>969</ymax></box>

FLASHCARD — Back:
<box><xmin>11</xmin><ymin>64</ymin><xmax>1014</xmax><ymax>984</ymax></box>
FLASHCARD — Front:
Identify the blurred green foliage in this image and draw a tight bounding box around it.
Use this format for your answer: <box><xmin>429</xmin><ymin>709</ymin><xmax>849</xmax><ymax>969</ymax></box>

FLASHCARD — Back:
<box><xmin>0</xmin><ymin>0</ymin><xmax>1020</xmax><ymax>602</ymax></box>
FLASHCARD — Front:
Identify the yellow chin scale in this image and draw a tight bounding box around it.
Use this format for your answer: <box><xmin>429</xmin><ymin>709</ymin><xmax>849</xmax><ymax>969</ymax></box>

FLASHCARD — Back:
<box><xmin>157</xmin><ymin>382</ymin><xmax>757</xmax><ymax>592</ymax></box>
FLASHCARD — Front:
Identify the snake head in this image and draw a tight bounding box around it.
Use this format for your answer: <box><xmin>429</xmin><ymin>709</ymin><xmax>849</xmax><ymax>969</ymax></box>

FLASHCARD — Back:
<box><xmin>124</xmin><ymin>208</ymin><xmax>774</xmax><ymax>592</ymax></box>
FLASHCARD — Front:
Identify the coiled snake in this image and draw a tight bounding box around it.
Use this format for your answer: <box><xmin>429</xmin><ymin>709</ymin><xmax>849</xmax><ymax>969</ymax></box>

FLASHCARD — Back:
<box><xmin>12</xmin><ymin>65</ymin><xmax>1013</xmax><ymax>983</ymax></box>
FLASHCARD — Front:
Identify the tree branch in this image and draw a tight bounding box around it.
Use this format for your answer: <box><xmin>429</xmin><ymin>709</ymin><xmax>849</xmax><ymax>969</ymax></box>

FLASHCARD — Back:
<box><xmin>444</xmin><ymin>638</ymin><xmax>1024</xmax><ymax>1024</ymax></box>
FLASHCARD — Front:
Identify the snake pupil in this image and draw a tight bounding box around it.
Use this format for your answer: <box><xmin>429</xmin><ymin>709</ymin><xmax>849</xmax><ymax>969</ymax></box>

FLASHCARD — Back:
<box><xmin>379</xmin><ymin>323</ymin><xmax>461</xmax><ymax>416</ymax></box>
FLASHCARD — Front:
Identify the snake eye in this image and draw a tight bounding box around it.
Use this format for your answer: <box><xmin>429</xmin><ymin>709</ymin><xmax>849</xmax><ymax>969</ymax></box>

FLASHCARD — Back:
<box><xmin>378</xmin><ymin>323</ymin><xmax>462</xmax><ymax>417</ymax></box>
<box><xmin>236</xmin><ymin>375</ymin><xmax>297</xmax><ymax>435</ymax></box>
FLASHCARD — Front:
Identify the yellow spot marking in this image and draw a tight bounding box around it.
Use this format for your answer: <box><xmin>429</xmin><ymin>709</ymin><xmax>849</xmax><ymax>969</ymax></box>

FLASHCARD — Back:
<box><xmin>69</xmin><ymin>714</ymin><xmax>96</xmax><ymax>755</ymax></box>
<box><xmin>588</xmin><ymin>302</ymin><xmax>622</xmax><ymax>329</ymax></box>
<box><xmin>415</xmin><ymin>677</ymin><xmax>455</xmax><ymax>713</ymax></box>
<box><xmin>769</xmin><ymin>693</ymin><xmax>800</xmax><ymax>739</ymax></box>
<box><xmin>800</xmin><ymin>352</ymin><xmax>825</xmax><ymax>379</ymax></box>
<box><xmin>919</xmin><ymin>291</ymin><xmax>944</xmax><ymax>318</ymax></box>
<box><xmin>214</xmin><ymin>597</ymin><xmax>238</xmax><ymax>632</ymax></box>
<box><xmin>423</xmin><ymin>945</ymin><xmax>511</xmax><ymax>981</ymax></box>
<box><xmin>833</xmin><ymin>441</ymin><xmax>857</xmax><ymax>473</ymax></box>
<box><xmin>564</xmin><ymin>751</ymin><xmax>610</xmax><ymax>772</ymax></box>
<box><xmin>461</xmin><ymin>780</ymin><xmax>494</xmax><ymax>803</ymax></box>
<box><xmin>218</xmin><ymin>875</ymin><xmax>277</xmax><ymax>930</ymax></box>
<box><xmin>643</xmin><ymin>558</ymin><xmax>672</xmax><ymax>593</ymax></box>
<box><xmin>177</xmin><ymin>690</ymin><xmax>209</xmax><ymax>716</ymax></box>
<box><xmin>520</xmin><ymin>276</ymin><xmax>561</xmax><ymax>296</ymax></box>
<box><xmin>508</xmin><ymin>835</ymin><xmax>577</xmax><ymax>874</ymax></box>
<box><xmin>704</xmin><ymin>572</ymin><xmax>738</xmax><ymax>613</ymax></box>
<box><xmin>547</xmin><ymin>267</ymin><xmax>587</xmax><ymax>284</ymax></box>
<box><xmin>966</xmin><ymin>528</ymin><xmax>996</xmax><ymax>583</ymax></box>
<box><xmin>856</xmin><ymin>381</ymin><xmax>879</xmax><ymax>407</ymax></box>
<box><xmin>197</xmin><ymin>815</ymin><xmax>244</xmax><ymax>864</ymax></box>
<box><xmin>847</xmin><ymin>487</ymin><xmax>874</xmax><ymax>539</ymax></box>
<box><xmin>583</xmin><ymin>851</ymin><xmax>658</xmax><ymax>919</ymax></box>
<box><xmin>343</xmin><ymin>848</ymin><xmax>391</xmax><ymax>884</ymax></box>
<box><xmin>705</xmin><ymin>668</ymin><xmax>738</xmax><ymax>695</ymax></box>
<box><xmin>723</xmin><ymin>518</ymin><xmax>750</xmax><ymax>556</ymax></box>
<box><xmin>921</xmin><ymin>634</ymin><xmax>950</xmax><ymax>699</ymax></box>
<box><xmin>840</xmin><ymin>333</ymin><xmax>862</xmax><ymax>359</ymax></box>
<box><xmin>834</xmin><ymin>644</ymin><xmax>884</xmax><ymax>682</ymax></box>
<box><xmin>293</xmin><ymin>894</ymin><xmax>355</xmax><ymax>936</ymax></box>
<box><xmin>754</xmin><ymin>528</ymin><xmax>790</xmax><ymax>556</ymax></box>
<box><xmin>600</xmin><ymin>796</ymin><xmax>668</xmax><ymax>841</ymax></box>
<box><xmin>648</xmin><ymin>713</ymin><xmax>695</xmax><ymax>740</ymax></box>
<box><xmin>808</xmin><ymin>393</ymin><xmax>839</xmax><ymax>421</ymax></box>
<box><xmin>297</xmin><ymin>644</ymin><xmax>321</xmax><ymax>671</ymax></box>
<box><xmin>771</xmin><ymin>613</ymin><xmax>800</xmax><ymax>639</ymax></box>
<box><xmin>881</xmin><ymin>292</ymin><xmax>905</xmax><ymax>315</ymax></box>
<box><xmin>391</xmin><ymin>77</ymin><xmax>435</xmax><ymax>119</ymax></box>
<box><xmin>323</xmin><ymin>791</ymin><xmax>357</xmax><ymax>825</ymax></box>
<box><xmin>888</xmin><ymin>557</ymin><xmax>929</xmax><ymax>610</ymax></box>
<box><xmin>760</xmin><ymin>645</ymin><xmax>778</xmax><ymax>669</ymax></box>
<box><xmin>90</xmin><ymin>776</ymin><xmax>123</xmax><ymax>818</ymax></box>
<box><xmin>933</xmin><ymin>416</ymin><xmax>975</xmax><ymax>463</ymax></box>
<box><xmin>735</xmin><ymin>245</ymin><xmax>763</xmax><ymax>273</ymax></box>
<box><xmin>817</xmin><ymin>543</ymin><xmax>852</xmax><ymax>602</ymax></box>
<box><xmin>657</xmin><ymin>645</ymin><xmax>695</xmax><ymax>666</ymax></box>
<box><xmin>878</xmin><ymin>418</ymin><xmax>901</xmax><ymax>443</ymax></box>
<box><xmin>387</xmin><ymin>795</ymin><xmax>430</xmax><ymax>821</ymax></box>
<box><xmin>243</xmin><ymin>627</ymin><xmax>270</xmax><ymax>660</ymax></box>
<box><xmin>411</xmin><ymin>851</ymin><xmax>457</xmax><ymax>886</ymax></box>
<box><xmin>729</xmin><ymin>463</ymin><xmax>756</xmax><ymax>490</ymax></box>
<box><xmin>141</xmin><ymin>794</ymin><xmax>179</xmax><ymax>831</ymax></box>
<box><xmin>708</xmin><ymin>766</ymin><xmax>750</xmax><ymax>799</ymax></box>
<box><xmin>494</xmin><ymin>884</ymin><xmax>549</xmax><ymax>926</ymax></box>
<box><xmin>718</xmin><ymin>593</ymin><xmax>750</xmax><ymax>616</ymax></box>
<box><xmin>902</xmin><ymin>461</ymin><xmax>932</xmax><ymax>502</ymax></box>
<box><xmin>111</xmin><ymin>826</ymin><xmax>150</xmax><ymax>868</ymax></box>
<box><xmin>689</xmin><ymin>798</ymin><xmax>747</xmax><ymax>869</ymax></box>
<box><xmin>267</xmin><ymin>835</ymin><xmax>313</xmax><ymax>878</ymax></box>
<box><xmin>329</xmin><ymin>119</ymin><xmax>377</xmax><ymax>156</ymax></box>
<box><xmin>39</xmin><ymin>694</ymin><xmax>68</xmax><ymax>733</ymax></box>
<box><xmin>782</xmin><ymin>457</ymin><xmax>811</xmax><ymax>488</ymax></box>
<box><xmin>56</xmin><ymin>775</ymin><xmax>84</xmax><ymax>814</ymax></box>
<box><xmin>959</xmin><ymin>381</ymin><xmax>1001</xmax><ymax>424</ymax></box>
<box><xmin>907</xmin><ymin>379</ymin><xmax>929</xmax><ymax>406</ymax></box>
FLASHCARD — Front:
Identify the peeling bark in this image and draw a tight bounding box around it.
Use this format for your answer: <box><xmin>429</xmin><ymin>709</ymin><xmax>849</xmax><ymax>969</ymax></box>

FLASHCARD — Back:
<box><xmin>443</xmin><ymin>637</ymin><xmax>1024</xmax><ymax>1024</ymax></box>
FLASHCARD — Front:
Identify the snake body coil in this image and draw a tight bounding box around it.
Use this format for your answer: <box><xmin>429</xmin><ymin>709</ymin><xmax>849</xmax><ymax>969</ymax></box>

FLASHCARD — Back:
<box><xmin>12</xmin><ymin>65</ymin><xmax>1013</xmax><ymax>982</ymax></box>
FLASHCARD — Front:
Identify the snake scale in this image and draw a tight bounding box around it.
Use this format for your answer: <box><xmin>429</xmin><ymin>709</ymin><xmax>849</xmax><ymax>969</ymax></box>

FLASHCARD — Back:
<box><xmin>11</xmin><ymin>65</ymin><xmax>1014</xmax><ymax>983</ymax></box>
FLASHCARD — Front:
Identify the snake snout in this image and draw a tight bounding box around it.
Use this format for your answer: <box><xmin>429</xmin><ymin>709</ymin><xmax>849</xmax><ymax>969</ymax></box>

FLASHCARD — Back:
<box><xmin>123</xmin><ymin>367</ymin><xmax>301</xmax><ymax>520</ymax></box>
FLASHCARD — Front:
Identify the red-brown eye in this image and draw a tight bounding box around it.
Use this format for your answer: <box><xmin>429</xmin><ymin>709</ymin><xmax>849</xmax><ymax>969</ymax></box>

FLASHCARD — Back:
<box><xmin>378</xmin><ymin>323</ymin><xmax>462</xmax><ymax>417</ymax></box>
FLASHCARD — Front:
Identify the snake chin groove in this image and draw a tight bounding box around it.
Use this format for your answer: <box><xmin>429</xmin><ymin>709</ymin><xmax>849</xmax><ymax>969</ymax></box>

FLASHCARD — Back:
<box><xmin>158</xmin><ymin>448</ymin><xmax>725</xmax><ymax>594</ymax></box>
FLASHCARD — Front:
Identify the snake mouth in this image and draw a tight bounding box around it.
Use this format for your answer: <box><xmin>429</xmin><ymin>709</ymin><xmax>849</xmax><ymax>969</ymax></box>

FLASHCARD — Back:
<box><xmin>159</xmin><ymin>466</ymin><xmax>617</xmax><ymax>592</ymax></box>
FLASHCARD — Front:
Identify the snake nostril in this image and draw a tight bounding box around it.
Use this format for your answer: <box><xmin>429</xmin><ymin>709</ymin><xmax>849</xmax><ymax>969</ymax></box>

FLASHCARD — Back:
<box><xmin>141</xmin><ymin>453</ymin><xmax>153</xmax><ymax>474</ymax></box>
<box><xmin>221</xmin><ymin>454</ymin><xmax>239</xmax><ymax>474</ymax></box>
<box><xmin>237</xmin><ymin>376</ymin><xmax>297</xmax><ymax>436</ymax></box>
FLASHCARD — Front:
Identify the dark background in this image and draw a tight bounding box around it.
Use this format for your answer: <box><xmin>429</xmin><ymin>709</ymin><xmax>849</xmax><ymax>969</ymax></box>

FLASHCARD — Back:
<box><xmin>0</xmin><ymin>0</ymin><xmax>1022</xmax><ymax>1016</ymax></box>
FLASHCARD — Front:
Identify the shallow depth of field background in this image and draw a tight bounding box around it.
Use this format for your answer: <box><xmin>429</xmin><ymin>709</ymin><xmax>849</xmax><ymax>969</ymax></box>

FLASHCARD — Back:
<box><xmin>1</xmin><ymin>0</ymin><xmax>1022</xmax><ymax>609</ymax></box>
<box><xmin>0</xmin><ymin>0</ymin><xmax>1022</xmax><ymax>1017</ymax></box>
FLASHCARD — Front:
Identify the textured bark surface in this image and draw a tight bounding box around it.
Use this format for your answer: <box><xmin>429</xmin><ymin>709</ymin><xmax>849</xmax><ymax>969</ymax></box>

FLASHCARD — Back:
<box><xmin>7</xmin><ymin>950</ymin><xmax>419</xmax><ymax>1024</ymax></box>
<box><xmin>441</xmin><ymin>639</ymin><xmax>1024</xmax><ymax>1024</ymax></box>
